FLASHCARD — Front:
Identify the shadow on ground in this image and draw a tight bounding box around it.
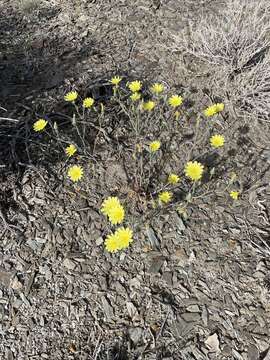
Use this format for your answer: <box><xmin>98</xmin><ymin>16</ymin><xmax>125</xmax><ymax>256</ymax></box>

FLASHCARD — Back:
<box><xmin>0</xmin><ymin>2</ymin><xmax>105</xmax><ymax>171</ymax></box>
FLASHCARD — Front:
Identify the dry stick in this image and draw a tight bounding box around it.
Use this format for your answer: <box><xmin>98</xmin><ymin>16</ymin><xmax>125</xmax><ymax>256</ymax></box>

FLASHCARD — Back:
<box><xmin>0</xmin><ymin>117</ymin><xmax>19</xmax><ymax>122</ymax></box>
<box><xmin>92</xmin><ymin>334</ymin><xmax>103</xmax><ymax>360</ymax></box>
<box><xmin>156</xmin><ymin>307</ymin><xmax>171</xmax><ymax>341</ymax></box>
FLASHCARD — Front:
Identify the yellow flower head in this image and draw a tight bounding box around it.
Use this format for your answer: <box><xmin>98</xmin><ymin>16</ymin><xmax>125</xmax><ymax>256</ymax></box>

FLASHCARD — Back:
<box><xmin>83</xmin><ymin>97</ymin><xmax>94</xmax><ymax>108</ymax></box>
<box><xmin>150</xmin><ymin>83</ymin><xmax>164</xmax><ymax>95</ymax></box>
<box><xmin>168</xmin><ymin>174</ymin><xmax>180</xmax><ymax>185</ymax></box>
<box><xmin>149</xmin><ymin>141</ymin><xmax>161</xmax><ymax>152</ymax></box>
<box><xmin>130</xmin><ymin>92</ymin><xmax>141</xmax><ymax>102</ymax></box>
<box><xmin>65</xmin><ymin>144</ymin><xmax>77</xmax><ymax>157</ymax></box>
<box><xmin>101</xmin><ymin>197</ymin><xmax>125</xmax><ymax>225</ymax></box>
<box><xmin>33</xmin><ymin>119</ymin><xmax>47</xmax><ymax>132</ymax></box>
<box><xmin>115</xmin><ymin>227</ymin><xmax>133</xmax><ymax>250</ymax></box>
<box><xmin>159</xmin><ymin>191</ymin><xmax>172</xmax><ymax>204</ymax></box>
<box><xmin>105</xmin><ymin>233</ymin><xmax>119</xmax><ymax>253</ymax></box>
<box><xmin>204</xmin><ymin>103</ymin><xmax>224</xmax><ymax>117</ymax></box>
<box><xmin>210</xmin><ymin>134</ymin><xmax>225</xmax><ymax>148</ymax></box>
<box><xmin>108</xmin><ymin>206</ymin><xmax>125</xmax><ymax>225</ymax></box>
<box><xmin>68</xmin><ymin>165</ymin><xmax>83</xmax><ymax>182</ymax></box>
<box><xmin>101</xmin><ymin>197</ymin><xmax>121</xmax><ymax>216</ymax></box>
<box><xmin>64</xmin><ymin>91</ymin><xmax>78</xmax><ymax>102</ymax></box>
<box><xmin>230</xmin><ymin>191</ymin><xmax>239</xmax><ymax>200</ymax></box>
<box><xmin>128</xmin><ymin>80</ymin><xmax>142</xmax><ymax>92</ymax></box>
<box><xmin>185</xmin><ymin>161</ymin><xmax>204</xmax><ymax>181</ymax></box>
<box><xmin>142</xmin><ymin>100</ymin><xmax>156</xmax><ymax>111</ymax></box>
<box><xmin>110</xmin><ymin>76</ymin><xmax>122</xmax><ymax>86</ymax></box>
<box><xmin>168</xmin><ymin>95</ymin><xmax>183</xmax><ymax>108</ymax></box>
<box><xmin>104</xmin><ymin>227</ymin><xmax>133</xmax><ymax>252</ymax></box>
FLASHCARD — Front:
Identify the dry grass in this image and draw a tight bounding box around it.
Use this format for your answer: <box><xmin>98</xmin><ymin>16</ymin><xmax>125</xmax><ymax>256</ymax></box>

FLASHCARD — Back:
<box><xmin>176</xmin><ymin>0</ymin><xmax>270</xmax><ymax>122</ymax></box>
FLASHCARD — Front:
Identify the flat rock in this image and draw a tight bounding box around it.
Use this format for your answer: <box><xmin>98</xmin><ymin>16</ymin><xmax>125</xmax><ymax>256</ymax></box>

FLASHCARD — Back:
<box><xmin>186</xmin><ymin>304</ymin><xmax>200</xmax><ymax>313</ymax></box>
<box><xmin>128</xmin><ymin>327</ymin><xmax>143</xmax><ymax>344</ymax></box>
<box><xmin>63</xmin><ymin>258</ymin><xmax>76</xmax><ymax>270</ymax></box>
<box><xmin>181</xmin><ymin>312</ymin><xmax>201</xmax><ymax>323</ymax></box>
<box><xmin>205</xmin><ymin>333</ymin><xmax>220</xmax><ymax>353</ymax></box>
<box><xmin>0</xmin><ymin>269</ymin><xmax>13</xmax><ymax>287</ymax></box>
<box><xmin>10</xmin><ymin>276</ymin><xmax>23</xmax><ymax>290</ymax></box>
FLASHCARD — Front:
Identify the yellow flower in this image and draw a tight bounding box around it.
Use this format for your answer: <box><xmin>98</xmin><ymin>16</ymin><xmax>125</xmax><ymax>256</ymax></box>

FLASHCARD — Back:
<box><xmin>110</xmin><ymin>76</ymin><xmax>122</xmax><ymax>86</ymax></box>
<box><xmin>64</xmin><ymin>91</ymin><xmax>78</xmax><ymax>102</ymax></box>
<box><xmin>230</xmin><ymin>191</ymin><xmax>239</xmax><ymax>200</ymax></box>
<box><xmin>149</xmin><ymin>141</ymin><xmax>161</xmax><ymax>152</ymax></box>
<box><xmin>142</xmin><ymin>100</ymin><xmax>155</xmax><ymax>111</ymax></box>
<box><xmin>185</xmin><ymin>161</ymin><xmax>204</xmax><ymax>181</ymax></box>
<box><xmin>101</xmin><ymin>197</ymin><xmax>121</xmax><ymax>216</ymax></box>
<box><xmin>168</xmin><ymin>174</ymin><xmax>180</xmax><ymax>184</ymax></box>
<box><xmin>204</xmin><ymin>103</ymin><xmax>224</xmax><ymax>117</ymax></box>
<box><xmin>108</xmin><ymin>206</ymin><xmax>125</xmax><ymax>225</ymax></box>
<box><xmin>104</xmin><ymin>227</ymin><xmax>133</xmax><ymax>252</ymax></box>
<box><xmin>68</xmin><ymin>165</ymin><xmax>83</xmax><ymax>182</ymax></box>
<box><xmin>159</xmin><ymin>191</ymin><xmax>172</xmax><ymax>204</ymax></box>
<box><xmin>210</xmin><ymin>134</ymin><xmax>225</xmax><ymax>148</ymax></box>
<box><xmin>83</xmin><ymin>97</ymin><xmax>94</xmax><ymax>108</ymax></box>
<box><xmin>105</xmin><ymin>233</ymin><xmax>119</xmax><ymax>253</ymax></box>
<box><xmin>115</xmin><ymin>227</ymin><xmax>133</xmax><ymax>250</ymax></box>
<box><xmin>101</xmin><ymin>197</ymin><xmax>125</xmax><ymax>225</ymax></box>
<box><xmin>168</xmin><ymin>95</ymin><xmax>183</xmax><ymax>107</ymax></box>
<box><xmin>65</xmin><ymin>144</ymin><xmax>77</xmax><ymax>157</ymax></box>
<box><xmin>150</xmin><ymin>83</ymin><xmax>164</xmax><ymax>95</ymax></box>
<box><xmin>130</xmin><ymin>92</ymin><xmax>141</xmax><ymax>101</ymax></box>
<box><xmin>33</xmin><ymin>119</ymin><xmax>47</xmax><ymax>132</ymax></box>
<box><xmin>128</xmin><ymin>80</ymin><xmax>142</xmax><ymax>92</ymax></box>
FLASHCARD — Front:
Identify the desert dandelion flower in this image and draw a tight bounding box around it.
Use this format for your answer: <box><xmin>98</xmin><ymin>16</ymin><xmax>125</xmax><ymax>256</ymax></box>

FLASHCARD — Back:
<box><xmin>142</xmin><ymin>100</ymin><xmax>155</xmax><ymax>111</ymax></box>
<box><xmin>130</xmin><ymin>92</ymin><xmax>141</xmax><ymax>102</ymax></box>
<box><xmin>128</xmin><ymin>80</ymin><xmax>142</xmax><ymax>92</ymax></box>
<box><xmin>168</xmin><ymin>95</ymin><xmax>183</xmax><ymax>108</ymax></box>
<box><xmin>115</xmin><ymin>227</ymin><xmax>133</xmax><ymax>250</ymax></box>
<box><xmin>83</xmin><ymin>97</ymin><xmax>94</xmax><ymax>108</ymax></box>
<box><xmin>185</xmin><ymin>161</ymin><xmax>204</xmax><ymax>181</ymax></box>
<box><xmin>65</xmin><ymin>144</ymin><xmax>77</xmax><ymax>157</ymax></box>
<box><xmin>210</xmin><ymin>134</ymin><xmax>225</xmax><ymax>148</ymax></box>
<box><xmin>64</xmin><ymin>91</ymin><xmax>78</xmax><ymax>102</ymax></box>
<box><xmin>108</xmin><ymin>206</ymin><xmax>125</xmax><ymax>225</ymax></box>
<box><xmin>33</xmin><ymin>119</ymin><xmax>47</xmax><ymax>132</ymax></box>
<box><xmin>68</xmin><ymin>165</ymin><xmax>83</xmax><ymax>182</ymax></box>
<box><xmin>168</xmin><ymin>174</ymin><xmax>180</xmax><ymax>184</ymax></box>
<box><xmin>150</xmin><ymin>83</ymin><xmax>164</xmax><ymax>95</ymax></box>
<box><xmin>105</xmin><ymin>233</ymin><xmax>119</xmax><ymax>253</ymax></box>
<box><xmin>149</xmin><ymin>141</ymin><xmax>161</xmax><ymax>152</ymax></box>
<box><xmin>110</xmin><ymin>76</ymin><xmax>122</xmax><ymax>86</ymax></box>
<box><xmin>230</xmin><ymin>191</ymin><xmax>239</xmax><ymax>200</ymax></box>
<box><xmin>204</xmin><ymin>103</ymin><xmax>224</xmax><ymax>117</ymax></box>
<box><xmin>101</xmin><ymin>197</ymin><xmax>121</xmax><ymax>216</ymax></box>
<box><xmin>159</xmin><ymin>191</ymin><xmax>172</xmax><ymax>204</ymax></box>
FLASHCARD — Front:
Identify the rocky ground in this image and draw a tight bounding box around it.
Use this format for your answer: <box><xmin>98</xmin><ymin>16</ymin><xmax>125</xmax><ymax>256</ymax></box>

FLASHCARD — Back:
<box><xmin>1</xmin><ymin>1</ymin><xmax>270</xmax><ymax>359</ymax></box>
